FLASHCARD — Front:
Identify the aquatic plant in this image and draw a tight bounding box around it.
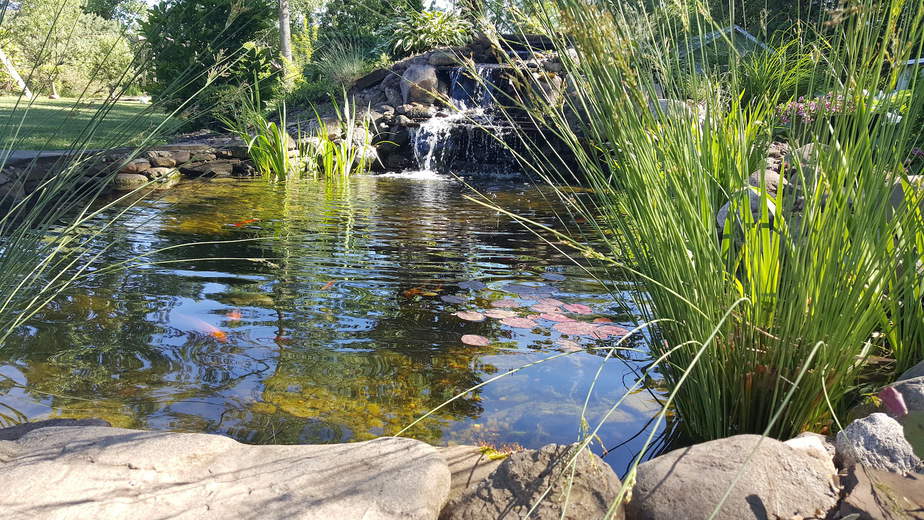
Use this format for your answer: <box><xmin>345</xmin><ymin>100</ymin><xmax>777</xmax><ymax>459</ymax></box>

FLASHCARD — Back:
<box><xmin>221</xmin><ymin>90</ymin><xmax>300</xmax><ymax>181</ymax></box>
<box><xmin>484</xmin><ymin>0</ymin><xmax>924</xmax><ymax>446</ymax></box>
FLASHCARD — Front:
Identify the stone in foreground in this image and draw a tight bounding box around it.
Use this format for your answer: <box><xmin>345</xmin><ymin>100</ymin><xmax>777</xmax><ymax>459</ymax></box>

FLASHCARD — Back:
<box><xmin>837</xmin><ymin>465</ymin><xmax>924</xmax><ymax>519</ymax></box>
<box><xmin>0</xmin><ymin>426</ymin><xmax>450</xmax><ymax>520</ymax></box>
<box><xmin>441</xmin><ymin>443</ymin><xmax>623</xmax><ymax>520</ymax></box>
<box><xmin>836</xmin><ymin>413</ymin><xmax>923</xmax><ymax>475</ymax></box>
<box><xmin>628</xmin><ymin>434</ymin><xmax>839</xmax><ymax>520</ymax></box>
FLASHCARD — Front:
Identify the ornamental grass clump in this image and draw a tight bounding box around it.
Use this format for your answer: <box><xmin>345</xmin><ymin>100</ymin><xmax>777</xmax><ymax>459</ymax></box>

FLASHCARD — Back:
<box><xmin>488</xmin><ymin>0</ymin><xmax>924</xmax><ymax>443</ymax></box>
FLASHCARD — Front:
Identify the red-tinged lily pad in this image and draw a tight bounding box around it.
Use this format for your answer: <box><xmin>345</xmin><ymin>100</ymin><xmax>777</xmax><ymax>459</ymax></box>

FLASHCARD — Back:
<box><xmin>461</xmin><ymin>334</ymin><xmax>491</xmax><ymax>346</ymax></box>
<box><xmin>553</xmin><ymin>321</ymin><xmax>598</xmax><ymax>336</ymax></box>
<box><xmin>454</xmin><ymin>311</ymin><xmax>486</xmax><ymax>322</ymax></box>
<box><xmin>562</xmin><ymin>303</ymin><xmax>593</xmax><ymax>315</ymax></box>
<box><xmin>542</xmin><ymin>272</ymin><xmax>567</xmax><ymax>282</ymax></box>
<box><xmin>501</xmin><ymin>317</ymin><xmax>537</xmax><ymax>329</ymax></box>
<box><xmin>592</xmin><ymin>317</ymin><xmax>614</xmax><ymax>323</ymax></box>
<box><xmin>441</xmin><ymin>295</ymin><xmax>467</xmax><ymax>304</ymax></box>
<box><xmin>539</xmin><ymin>313</ymin><xmax>576</xmax><ymax>323</ymax></box>
<box><xmin>539</xmin><ymin>298</ymin><xmax>565</xmax><ymax>307</ymax></box>
<box><xmin>530</xmin><ymin>303</ymin><xmax>561</xmax><ymax>313</ymax></box>
<box><xmin>484</xmin><ymin>309</ymin><xmax>518</xmax><ymax>319</ymax></box>
<box><xmin>458</xmin><ymin>280</ymin><xmax>487</xmax><ymax>290</ymax></box>
<box><xmin>593</xmin><ymin>325</ymin><xmax>631</xmax><ymax>339</ymax></box>
<box><xmin>557</xmin><ymin>340</ymin><xmax>583</xmax><ymax>352</ymax></box>
<box><xmin>491</xmin><ymin>299</ymin><xmax>520</xmax><ymax>308</ymax></box>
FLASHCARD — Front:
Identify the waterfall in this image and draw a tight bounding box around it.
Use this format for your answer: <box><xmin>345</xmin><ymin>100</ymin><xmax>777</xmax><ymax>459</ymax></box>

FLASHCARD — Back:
<box><xmin>409</xmin><ymin>65</ymin><xmax>516</xmax><ymax>176</ymax></box>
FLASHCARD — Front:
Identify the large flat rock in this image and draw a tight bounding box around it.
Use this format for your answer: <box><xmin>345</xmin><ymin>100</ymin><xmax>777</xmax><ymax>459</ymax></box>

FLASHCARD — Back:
<box><xmin>0</xmin><ymin>426</ymin><xmax>450</xmax><ymax>520</ymax></box>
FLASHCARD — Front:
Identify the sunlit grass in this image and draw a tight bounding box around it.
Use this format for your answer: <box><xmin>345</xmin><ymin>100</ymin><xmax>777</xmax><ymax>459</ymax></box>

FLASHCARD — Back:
<box><xmin>0</xmin><ymin>96</ymin><xmax>167</xmax><ymax>150</ymax></box>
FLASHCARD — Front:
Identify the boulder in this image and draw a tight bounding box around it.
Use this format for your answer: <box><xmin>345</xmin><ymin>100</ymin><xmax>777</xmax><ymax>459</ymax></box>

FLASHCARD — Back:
<box><xmin>441</xmin><ymin>443</ymin><xmax>624</xmax><ymax>520</ymax></box>
<box><xmin>0</xmin><ymin>426</ymin><xmax>450</xmax><ymax>520</ymax></box>
<box><xmin>180</xmin><ymin>160</ymin><xmax>237</xmax><ymax>178</ymax></box>
<box><xmin>627</xmin><ymin>434</ymin><xmax>839</xmax><ymax>520</ymax></box>
<box><xmin>890</xmin><ymin>377</ymin><xmax>924</xmax><ymax>414</ymax></box>
<box><xmin>900</xmin><ymin>361</ymin><xmax>924</xmax><ymax>382</ymax></box>
<box><xmin>716</xmin><ymin>188</ymin><xmax>777</xmax><ymax>237</ymax></box>
<box><xmin>0</xmin><ymin>418</ymin><xmax>111</xmax><ymax>441</ymax></box>
<box><xmin>353</xmin><ymin>68</ymin><xmax>390</xmax><ymax>90</ymax></box>
<box><xmin>836</xmin><ymin>413</ymin><xmax>922</xmax><ymax>475</ymax></box>
<box><xmin>838</xmin><ymin>465</ymin><xmax>924</xmax><ymax>519</ymax></box>
<box><xmin>353</xmin><ymin>144</ymin><xmax>379</xmax><ymax>169</ymax></box>
<box><xmin>401</xmin><ymin>64</ymin><xmax>439</xmax><ymax>105</ymax></box>
<box><xmin>748</xmin><ymin>169</ymin><xmax>786</xmax><ymax>198</ymax></box>
<box><xmin>429</xmin><ymin>51</ymin><xmax>460</xmax><ymax>66</ymax></box>
<box><xmin>153</xmin><ymin>170</ymin><xmax>182</xmax><ymax>190</ymax></box>
<box><xmin>118</xmin><ymin>158</ymin><xmax>151</xmax><ymax>174</ymax></box>
<box><xmin>385</xmin><ymin>86</ymin><xmax>403</xmax><ymax>107</ymax></box>
<box><xmin>784</xmin><ymin>431</ymin><xmax>836</xmax><ymax>473</ymax></box>
<box><xmin>145</xmin><ymin>167</ymin><xmax>176</xmax><ymax>179</ymax></box>
<box><xmin>111</xmin><ymin>173</ymin><xmax>149</xmax><ymax>191</ymax></box>
<box><xmin>145</xmin><ymin>151</ymin><xmax>177</xmax><ymax>168</ymax></box>
<box><xmin>437</xmin><ymin>446</ymin><xmax>503</xmax><ymax>503</ymax></box>
<box><xmin>171</xmin><ymin>150</ymin><xmax>192</xmax><ymax>164</ymax></box>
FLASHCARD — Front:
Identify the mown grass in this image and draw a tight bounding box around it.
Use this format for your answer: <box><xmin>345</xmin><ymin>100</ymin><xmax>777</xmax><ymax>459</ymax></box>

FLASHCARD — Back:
<box><xmin>0</xmin><ymin>96</ymin><xmax>167</xmax><ymax>150</ymax></box>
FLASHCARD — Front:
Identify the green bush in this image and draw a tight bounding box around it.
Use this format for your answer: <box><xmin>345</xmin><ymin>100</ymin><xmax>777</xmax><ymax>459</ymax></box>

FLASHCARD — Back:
<box><xmin>734</xmin><ymin>41</ymin><xmax>817</xmax><ymax>106</ymax></box>
<box><xmin>141</xmin><ymin>0</ymin><xmax>278</xmax><ymax>124</ymax></box>
<box><xmin>389</xmin><ymin>10</ymin><xmax>473</xmax><ymax>56</ymax></box>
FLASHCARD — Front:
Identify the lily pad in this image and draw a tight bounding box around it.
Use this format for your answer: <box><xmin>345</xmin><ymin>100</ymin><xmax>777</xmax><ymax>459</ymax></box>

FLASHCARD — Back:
<box><xmin>491</xmin><ymin>299</ymin><xmax>520</xmax><ymax>309</ymax></box>
<box><xmin>501</xmin><ymin>317</ymin><xmax>538</xmax><ymax>329</ymax></box>
<box><xmin>539</xmin><ymin>313</ymin><xmax>576</xmax><ymax>323</ymax></box>
<box><xmin>441</xmin><ymin>295</ymin><xmax>467</xmax><ymax>304</ymax></box>
<box><xmin>530</xmin><ymin>303</ymin><xmax>561</xmax><ymax>313</ymax></box>
<box><xmin>557</xmin><ymin>339</ymin><xmax>583</xmax><ymax>352</ymax></box>
<box><xmin>484</xmin><ymin>309</ymin><xmax>518</xmax><ymax>319</ymax></box>
<box><xmin>552</xmin><ymin>321</ymin><xmax>598</xmax><ymax>336</ymax></box>
<box><xmin>593</xmin><ymin>325</ymin><xmax>631</xmax><ymax>339</ymax></box>
<box><xmin>454</xmin><ymin>311</ymin><xmax>486</xmax><ymax>322</ymax></box>
<box><xmin>458</xmin><ymin>280</ymin><xmax>487</xmax><ymax>290</ymax></box>
<box><xmin>539</xmin><ymin>298</ymin><xmax>566</xmax><ymax>307</ymax></box>
<box><xmin>461</xmin><ymin>334</ymin><xmax>491</xmax><ymax>346</ymax></box>
<box><xmin>542</xmin><ymin>272</ymin><xmax>567</xmax><ymax>282</ymax></box>
<box><xmin>502</xmin><ymin>283</ymin><xmax>556</xmax><ymax>296</ymax></box>
<box><xmin>562</xmin><ymin>303</ymin><xmax>593</xmax><ymax>315</ymax></box>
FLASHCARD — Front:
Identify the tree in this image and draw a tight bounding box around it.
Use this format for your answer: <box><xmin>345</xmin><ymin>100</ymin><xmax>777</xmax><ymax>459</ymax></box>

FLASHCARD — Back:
<box><xmin>317</xmin><ymin>0</ymin><xmax>422</xmax><ymax>48</ymax></box>
<box><xmin>279</xmin><ymin>0</ymin><xmax>292</xmax><ymax>60</ymax></box>
<box><xmin>6</xmin><ymin>0</ymin><xmax>136</xmax><ymax>97</ymax></box>
<box><xmin>141</xmin><ymin>0</ymin><xmax>278</xmax><ymax>114</ymax></box>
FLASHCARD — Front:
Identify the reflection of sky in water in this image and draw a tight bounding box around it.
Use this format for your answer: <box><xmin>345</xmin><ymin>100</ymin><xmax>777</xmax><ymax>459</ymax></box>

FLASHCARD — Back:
<box><xmin>0</xmin><ymin>176</ymin><xmax>664</xmax><ymax>473</ymax></box>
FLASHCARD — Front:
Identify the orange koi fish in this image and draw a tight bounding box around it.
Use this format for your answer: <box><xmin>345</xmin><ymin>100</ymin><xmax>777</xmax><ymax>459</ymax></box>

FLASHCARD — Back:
<box><xmin>173</xmin><ymin>314</ymin><xmax>228</xmax><ymax>343</ymax></box>
<box><xmin>232</xmin><ymin>218</ymin><xmax>260</xmax><ymax>227</ymax></box>
<box><xmin>321</xmin><ymin>281</ymin><xmax>336</xmax><ymax>290</ymax></box>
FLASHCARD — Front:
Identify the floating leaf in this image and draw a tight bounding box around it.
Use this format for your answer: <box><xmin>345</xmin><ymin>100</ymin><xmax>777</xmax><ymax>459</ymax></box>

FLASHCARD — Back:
<box><xmin>458</xmin><ymin>280</ymin><xmax>487</xmax><ymax>290</ymax></box>
<box><xmin>553</xmin><ymin>321</ymin><xmax>598</xmax><ymax>336</ymax></box>
<box><xmin>557</xmin><ymin>340</ymin><xmax>583</xmax><ymax>352</ymax></box>
<box><xmin>484</xmin><ymin>309</ymin><xmax>517</xmax><ymax>319</ymax></box>
<box><xmin>454</xmin><ymin>311</ymin><xmax>486</xmax><ymax>322</ymax></box>
<box><xmin>530</xmin><ymin>303</ymin><xmax>561</xmax><ymax>313</ymax></box>
<box><xmin>491</xmin><ymin>299</ymin><xmax>520</xmax><ymax>308</ymax></box>
<box><xmin>526</xmin><ymin>314</ymin><xmax>541</xmax><ymax>320</ymax></box>
<box><xmin>563</xmin><ymin>303</ymin><xmax>593</xmax><ymax>314</ymax></box>
<box><xmin>461</xmin><ymin>334</ymin><xmax>491</xmax><ymax>346</ymax></box>
<box><xmin>593</xmin><ymin>325</ymin><xmax>631</xmax><ymax>339</ymax></box>
<box><xmin>539</xmin><ymin>298</ymin><xmax>565</xmax><ymax>307</ymax></box>
<box><xmin>540</xmin><ymin>313</ymin><xmax>576</xmax><ymax>323</ymax></box>
<box><xmin>501</xmin><ymin>317</ymin><xmax>537</xmax><ymax>329</ymax></box>
<box><xmin>502</xmin><ymin>283</ymin><xmax>556</xmax><ymax>296</ymax></box>
<box><xmin>542</xmin><ymin>272</ymin><xmax>566</xmax><ymax>281</ymax></box>
<box><xmin>592</xmin><ymin>317</ymin><xmax>613</xmax><ymax>323</ymax></box>
<box><xmin>441</xmin><ymin>295</ymin><xmax>467</xmax><ymax>304</ymax></box>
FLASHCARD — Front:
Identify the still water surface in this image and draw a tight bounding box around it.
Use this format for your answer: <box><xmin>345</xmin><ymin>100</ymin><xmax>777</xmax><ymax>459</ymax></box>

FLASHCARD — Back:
<box><xmin>0</xmin><ymin>175</ymin><xmax>661</xmax><ymax>472</ymax></box>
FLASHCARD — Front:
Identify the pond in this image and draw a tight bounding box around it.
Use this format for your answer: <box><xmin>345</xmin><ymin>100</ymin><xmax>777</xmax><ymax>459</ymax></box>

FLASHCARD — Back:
<box><xmin>0</xmin><ymin>173</ymin><xmax>662</xmax><ymax>474</ymax></box>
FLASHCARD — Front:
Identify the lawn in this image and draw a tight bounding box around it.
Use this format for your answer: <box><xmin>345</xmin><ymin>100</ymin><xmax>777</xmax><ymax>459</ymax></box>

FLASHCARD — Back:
<box><xmin>0</xmin><ymin>96</ymin><xmax>174</xmax><ymax>150</ymax></box>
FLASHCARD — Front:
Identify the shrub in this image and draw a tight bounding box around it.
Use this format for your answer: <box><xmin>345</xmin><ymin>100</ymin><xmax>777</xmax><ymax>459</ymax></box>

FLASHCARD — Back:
<box><xmin>309</xmin><ymin>39</ymin><xmax>375</xmax><ymax>91</ymax></box>
<box><xmin>141</xmin><ymin>0</ymin><xmax>278</xmax><ymax>124</ymax></box>
<box><xmin>389</xmin><ymin>9</ymin><xmax>473</xmax><ymax>56</ymax></box>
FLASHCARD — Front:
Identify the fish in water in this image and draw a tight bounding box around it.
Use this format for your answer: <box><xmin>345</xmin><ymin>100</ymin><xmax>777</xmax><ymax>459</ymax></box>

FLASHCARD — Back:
<box><xmin>173</xmin><ymin>314</ymin><xmax>228</xmax><ymax>343</ymax></box>
<box><xmin>321</xmin><ymin>281</ymin><xmax>336</xmax><ymax>290</ymax></box>
<box><xmin>226</xmin><ymin>309</ymin><xmax>242</xmax><ymax>321</ymax></box>
<box><xmin>232</xmin><ymin>218</ymin><xmax>260</xmax><ymax>227</ymax></box>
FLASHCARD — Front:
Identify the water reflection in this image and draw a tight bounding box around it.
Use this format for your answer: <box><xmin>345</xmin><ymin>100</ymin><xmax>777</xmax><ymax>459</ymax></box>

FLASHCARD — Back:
<box><xmin>0</xmin><ymin>176</ymin><xmax>662</xmax><ymax>471</ymax></box>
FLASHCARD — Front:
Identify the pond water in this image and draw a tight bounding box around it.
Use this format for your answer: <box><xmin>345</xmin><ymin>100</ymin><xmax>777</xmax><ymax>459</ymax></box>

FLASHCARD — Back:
<box><xmin>0</xmin><ymin>174</ymin><xmax>662</xmax><ymax>473</ymax></box>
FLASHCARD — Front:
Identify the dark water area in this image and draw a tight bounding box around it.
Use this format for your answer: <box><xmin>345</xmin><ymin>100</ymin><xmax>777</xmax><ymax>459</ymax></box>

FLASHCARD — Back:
<box><xmin>0</xmin><ymin>174</ymin><xmax>662</xmax><ymax>474</ymax></box>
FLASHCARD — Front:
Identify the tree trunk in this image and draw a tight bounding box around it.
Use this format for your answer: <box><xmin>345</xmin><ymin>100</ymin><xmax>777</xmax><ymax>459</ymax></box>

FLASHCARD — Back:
<box><xmin>0</xmin><ymin>47</ymin><xmax>33</xmax><ymax>99</ymax></box>
<box><xmin>278</xmin><ymin>0</ymin><xmax>292</xmax><ymax>61</ymax></box>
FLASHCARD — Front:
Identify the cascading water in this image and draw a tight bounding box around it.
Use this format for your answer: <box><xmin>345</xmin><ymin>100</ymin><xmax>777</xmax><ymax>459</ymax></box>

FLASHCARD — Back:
<box><xmin>409</xmin><ymin>65</ymin><xmax>518</xmax><ymax>177</ymax></box>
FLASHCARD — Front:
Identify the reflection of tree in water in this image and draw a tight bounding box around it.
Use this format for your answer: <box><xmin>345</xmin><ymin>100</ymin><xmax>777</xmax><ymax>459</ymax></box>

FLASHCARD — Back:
<box><xmin>1</xmin><ymin>178</ymin><xmax>601</xmax><ymax>444</ymax></box>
